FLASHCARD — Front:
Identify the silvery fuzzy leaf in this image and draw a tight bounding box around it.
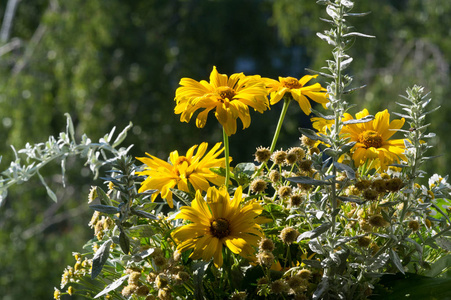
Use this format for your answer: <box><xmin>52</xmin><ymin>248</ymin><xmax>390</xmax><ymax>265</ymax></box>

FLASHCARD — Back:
<box><xmin>317</xmin><ymin>32</ymin><xmax>336</xmax><ymax>46</ymax></box>
<box><xmin>389</xmin><ymin>249</ymin><xmax>405</xmax><ymax>274</ymax></box>
<box><xmin>343</xmin><ymin>32</ymin><xmax>375</xmax><ymax>38</ymax></box>
<box><xmin>299</xmin><ymin>223</ymin><xmax>332</xmax><ymax>241</ymax></box>
<box><xmin>333</xmin><ymin>161</ymin><xmax>355</xmax><ymax>179</ymax></box>
<box><xmin>368</xmin><ymin>253</ymin><xmax>389</xmax><ymax>271</ymax></box>
<box><xmin>302</xmin><ymin>259</ymin><xmax>322</xmax><ymax>269</ymax></box>
<box><xmin>94</xmin><ymin>274</ymin><xmax>129</xmax><ymax>298</ymax></box>
<box><xmin>287</xmin><ymin>176</ymin><xmax>332</xmax><ymax>186</ymax></box>
<box><xmin>309</xmin><ymin>239</ymin><xmax>325</xmax><ymax>254</ymax></box>
<box><xmin>342</xmin><ymin>115</ymin><xmax>374</xmax><ymax>125</ymax></box>
<box><xmin>90</xmin><ymin>204</ymin><xmax>119</xmax><ymax>214</ymax></box>
<box><xmin>312</xmin><ymin>278</ymin><xmax>329</xmax><ymax>300</ymax></box>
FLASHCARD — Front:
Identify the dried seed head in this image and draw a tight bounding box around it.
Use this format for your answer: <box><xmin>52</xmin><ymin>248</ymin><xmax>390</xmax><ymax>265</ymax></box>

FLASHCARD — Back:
<box><xmin>173</xmin><ymin>250</ymin><xmax>182</xmax><ymax>262</ymax></box>
<box><xmin>135</xmin><ymin>285</ymin><xmax>150</xmax><ymax>297</ymax></box>
<box><xmin>250</xmin><ymin>179</ymin><xmax>267</xmax><ymax>193</ymax></box>
<box><xmin>158</xmin><ymin>288</ymin><xmax>173</xmax><ymax>300</ymax></box>
<box><xmin>371</xmin><ymin>179</ymin><xmax>387</xmax><ymax>193</ymax></box>
<box><xmin>230</xmin><ymin>291</ymin><xmax>247</xmax><ymax>300</ymax></box>
<box><xmin>386</xmin><ymin>177</ymin><xmax>404</xmax><ymax>192</ymax></box>
<box><xmin>297</xmin><ymin>269</ymin><xmax>312</xmax><ymax>280</ymax></box>
<box><xmin>146</xmin><ymin>272</ymin><xmax>157</xmax><ymax>283</ymax></box>
<box><xmin>175</xmin><ymin>271</ymin><xmax>190</xmax><ymax>283</ymax></box>
<box><xmin>300</xmin><ymin>135</ymin><xmax>316</xmax><ymax>148</ymax></box>
<box><xmin>289</xmin><ymin>147</ymin><xmax>306</xmax><ymax>161</ymax></box>
<box><xmin>257</xmin><ymin>277</ymin><xmax>269</xmax><ymax>286</ymax></box>
<box><xmin>259</xmin><ymin>238</ymin><xmax>275</xmax><ymax>252</ymax></box>
<box><xmin>309</xmin><ymin>147</ymin><xmax>320</xmax><ymax>155</ymax></box>
<box><xmin>155</xmin><ymin>274</ymin><xmax>169</xmax><ymax>289</ymax></box>
<box><xmin>128</xmin><ymin>271</ymin><xmax>142</xmax><ymax>285</ymax></box>
<box><xmin>279</xmin><ymin>227</ymin><xmax>299</xmax><ymax>244</ymax></box>
<box><xmin>269</xmin><ymin>170</ymin><xmax>281</xmax><ymax>183</ymax></box>
<box><xmin>153</xmin><ymin>255</ymin><xmax>167</xmax><ymax>268</ymax></box>
<box><xmin>278</xmin><ymin>186</ymin><xmax>293</xmax><ymax>198</ymax></box>
<box><xmin>408</xmin><ymin>220</ymin><xmax>420</xmax><ymax>231</ymax></box>
<box><xmin>88</xmin><ymin>186</ymin><xmax>97</xmax><ymax>204</ymax></box>
<box><xmin>298</xmin><ymin>160</ymin><xmax>313</xmax><ymax>172</ymax></box>
<box><xmin>257</xmin><ymin>251</ymin><xmax>274</xmax><ymax>267</ymax></box>
<box><xmin>255</xmin><ymin>146</ymin><xmax>272</xmax><ymax>163</ymax></box>
<box><xmin>355</xmin><ymin>179</ymin><xmax>371</xmax><ymax>191</ymax></box>
<box><xmin>286</xmin><ymin>151</ymin><xmax>298</xmax><ymax>165</ymax></box>
<box><xmin>357</xmin><ymin>236</ymin><xmax>371</xmax><ymax>247</ymax></box>
<box><xmin>287</xmin><ymin>275</ymin><xmax>306</xmax><ymax>290</ymax></box>
<box><xmin>272</xmin><ymin>150</ymin><xmax>287</xmax><ymax>165</ymax></box>
<box><xmin>363</xmin><ymin>188</ymin><xmax>379</xmax><ymax>201</ymax></box>
<box><xmin>289</xmin><ymin>194</ymin><xmax>303</xmax><ymax>207</ymax></box>
<box><xmin>270</xmin><ymin>279</ymin><xmax>289</xmax><ymax>294</ymax></box>
<box><xmin>121</xmin><ymin>285</ymin><xmax>138</xmax><ymax>298</ymax></box>
<box><xmin>368</xmin><ymin>215</ymin><xmax>388</xmax><ymax>228</ymax></box>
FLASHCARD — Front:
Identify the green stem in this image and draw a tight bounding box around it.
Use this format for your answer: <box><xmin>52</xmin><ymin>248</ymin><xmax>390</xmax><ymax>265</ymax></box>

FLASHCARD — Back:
<box><xmin>223</xmin><ymin>128</ymin><xmax>230</xmax><ymax>188</ymax></box>
<box><xmin>269</xmin><ymin>97</ymin><xmax>291</xmax><ymax>152</ymax></box>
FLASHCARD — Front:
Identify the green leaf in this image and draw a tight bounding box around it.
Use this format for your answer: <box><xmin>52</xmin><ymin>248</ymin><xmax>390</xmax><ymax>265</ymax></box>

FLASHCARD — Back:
<box><xmin>389</xmin><ymin>249</ymin><xmax>405</xmax><ymax>274</ymax></box>
<box><xmin>94</xmin><ymin>274</ymin><xmax>129</xmax><ymax>298</ymax></box>
<box><xmin>425</xmin><ymin>255</ymin><xmax>451</xmax><ymax>277</ymax></box>
<box><xmin>170</xmin><ymin>188</ymin><xmax>194</xmax><ymax>206</ymax></box>
<box><xmin>298</xmin><ymin>223</ymin><xmax>332</xmax><ymax>241</ymax></box>
<box><xmin>373</xmin><ymin>273</ymin><xmax>451</xmax><ymax>300</ymax></box>
<box><xmin>192</xmin><ymin>261</ymin><xmax>209</xmax><ymax>300</ymax></box>
<box><xmin>119</xmin><ymin>230</ymin><xmax>130</xmax><ymax>254</ymax></box>
<box><xmin>90</xmin><ymin>204</ymin><xmax>118</xmax><ymax>214</ymax></box>
<box><xmin>96</xmin><ymin>186</ymin><xmax>112</xmax><ymax>206</ymax></box>
<box><xmin>131</xmin><ymin>208</ymin><xmax>157</xmax><ymax>219</ymax></box>
<box><xmin>333</xmin><ymin>161</ymin><xmax>356</xmax><ymax>179</ymax></box>
<box><xmin>91</xmin><ymin>239</ymin><xmax>112</xmax><ymax>279</ymax></box>
<box><xmin>287</xmin><ymin>176</ymin><xmax>332</xmax><ymax>186</ymax></box>
<box><xmin>37</xmin><ymin>171</ymin><xmax>57</xmax><ymax>202</ymax></box>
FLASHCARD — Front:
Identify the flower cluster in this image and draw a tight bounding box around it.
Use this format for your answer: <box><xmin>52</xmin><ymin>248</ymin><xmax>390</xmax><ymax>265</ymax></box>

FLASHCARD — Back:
<box><xmin>48</xmin><ymin>1</ymin><xmax>451</xmax><ymax>299</ymax></box>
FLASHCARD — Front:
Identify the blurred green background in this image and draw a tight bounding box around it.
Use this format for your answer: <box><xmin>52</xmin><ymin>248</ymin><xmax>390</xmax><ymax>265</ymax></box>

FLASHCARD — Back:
<box><xmin>1</xmin><ymin>0</ymin><xmax>450</xmax><ymax>298</ymax></box>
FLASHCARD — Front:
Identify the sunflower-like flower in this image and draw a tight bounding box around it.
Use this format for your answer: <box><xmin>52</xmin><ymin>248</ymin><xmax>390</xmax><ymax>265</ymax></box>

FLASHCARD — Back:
<box><xmin>174</xmin><ymin>66</ymin><xmax>269</xmax><ymax>136</ymax></box>
<box><xmin>172</xmin><ymin>186</ymin><xmax>264</xmax><ymax>268</ymax></box>
<box><xmin>312</xmin><ymin>109</ymin><xmax>406</xmax><ymax>171</ymax></box>
<box><xmin>262</xmin><ymin>75</ymin><xmax>328</xmax><ymax>115</ymax></box>
<box><xmin>136</xmin><ymin>142</ymin><xmax>227</xmax><ymax>208</ymax></box>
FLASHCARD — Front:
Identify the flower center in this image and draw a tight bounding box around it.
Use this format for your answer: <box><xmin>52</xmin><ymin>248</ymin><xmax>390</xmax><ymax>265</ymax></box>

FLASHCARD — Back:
<box><xmin>210</xmin><ymin>218</ymin><xmax>230</xmax><ymax>239</ymax></box>
<box><xmin>217</xmin><ymin>86</ymin><xmax>236</xmax><ymax>102</ymax></box>
<box><xmin>174</xmin><ymin>156</ymin><xmax>191</xmax><ymax>167</ymax></box>
<box><xmin>359</xmin><ymin>130</ymin><xmax>383</xmax><ymax>148</ymax></box>
<box><xmin>282</xmin><ymin>77</ymin><xmax>302</xmax><ymax>89</ymax></box>
<box><xmin>174</xmin><ymin>156</ymin><xmax>191</xmax><ymax>177</ymax></box>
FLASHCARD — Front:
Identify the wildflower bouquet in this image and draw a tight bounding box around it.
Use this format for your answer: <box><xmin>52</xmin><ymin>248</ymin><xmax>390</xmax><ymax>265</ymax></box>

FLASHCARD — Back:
<box><xmin>1</xmin><ymin>0</ymin><xmax>451</xmax><ymax>299</ymax></box>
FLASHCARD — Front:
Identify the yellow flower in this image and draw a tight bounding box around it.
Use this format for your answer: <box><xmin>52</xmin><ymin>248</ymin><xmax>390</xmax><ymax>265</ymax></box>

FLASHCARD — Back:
<box><xmin>172</xmin><ymin>186</ymin><xmax>264</xmax><ymax>268</ymax></box>
<box><xmin>263</xmin><ymin>75</ymin><xmax>328</xmax><ymax>115</ymax></box>
<box><xmin>136</xmin><ymin>142</ymin><xmax>227</xmax><ymax>208</ymax></box>
<box><xmin>174</xmin><ymin>66</ymin><xmax>269</xmax><ymax>136</ymax></box>
<box><xmin>313</xmin><ymin>109</ymin><xmax>406</xmax><ymax>171</ymax></box>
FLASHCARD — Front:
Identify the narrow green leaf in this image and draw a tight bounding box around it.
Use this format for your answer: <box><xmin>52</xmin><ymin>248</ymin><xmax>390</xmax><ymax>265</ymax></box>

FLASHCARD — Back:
<box><xmin>90</xmin><ymin>204</ymin><xmax>119</xmax><ymax>214</ymax></box>
<box><xmin>389</xmin><ymin>249</ymin><xmax>405</xmax><ymax>274</ymax></box>
<box><xmin>119</xmin><ymin>231</ymin><xmax>130</xmax><ymax>254</ymax></box>
<box><xmin>287</xmin><ymin>176</ymin><xmax>332</xmax><ymax>186</ymax></box>
<box><xmin>170</xmin><ymin>188</ymin><xmax>194</xmax><ymax>206</ymax></box>
<box><xmin>91</xmin><ymin>239</ymin><xmax>112</xmax><ymax>279</ymax></box>
<box><xmin>96</xmin><ymin>186</ymin><xmax>112</xmax><ymax>206</ymax></box>
<box><xmin>94</xmin><ymin>274</ymin><xmax>129</xmax><ymax>298</ymax></box>
<box><xmin>37</xmin><ymin>171</ymin><xmax>57</xmax><ymax>202</ymax></box>
<box><xmin>298</xmin><ymin>223</ymin><xmax>332</xmax><ymax>241</ymax></box>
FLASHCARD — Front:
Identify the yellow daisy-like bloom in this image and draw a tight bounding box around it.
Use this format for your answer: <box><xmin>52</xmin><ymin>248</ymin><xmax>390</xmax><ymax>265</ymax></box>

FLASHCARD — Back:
<box><xmin>172</xmin><ymin>186</ymin><xmax>264</xmax><ymax>268</ymax></box>
<box><xmin>262</xmin><ymin>75</ymin><xmax>329</xmax><ymax>115</ymax></box>
<box><xmin>312</xmin><ymin>109</ymin><xmax>406</xmax><ymax>171</ymax></box>
<box><xmin>136</xmin><ymin>142</ymin><xmax>227</xmax><ymax>208</ymax></box>
<box><xmin>174</xmin><ymin>66</ymin><xmax>269</xmax><ymax>136</ymax></box>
